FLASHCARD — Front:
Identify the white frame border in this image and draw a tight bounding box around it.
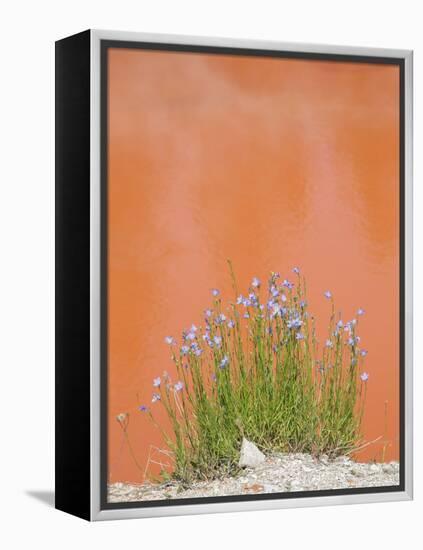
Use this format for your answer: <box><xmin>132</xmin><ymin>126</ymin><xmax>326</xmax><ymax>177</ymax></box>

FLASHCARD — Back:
<box><xmin>89</xmin><ymin>29</ymin><xmax>413</xmax><ymax>521</ymax></box>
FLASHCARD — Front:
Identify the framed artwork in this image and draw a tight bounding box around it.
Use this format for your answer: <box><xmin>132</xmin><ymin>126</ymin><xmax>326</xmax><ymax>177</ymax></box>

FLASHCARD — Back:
<box><xmin>55</xmin><ymin>30</ymin><xmax>413</xmax><ymax>521</ymax></box>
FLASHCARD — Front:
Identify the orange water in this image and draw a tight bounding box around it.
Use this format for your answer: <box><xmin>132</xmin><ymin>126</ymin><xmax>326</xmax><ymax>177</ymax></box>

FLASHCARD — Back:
<box><xmin>107</xmin><ymin>48</ymin><xmax>399</xmax><ymax>483</ymax></box>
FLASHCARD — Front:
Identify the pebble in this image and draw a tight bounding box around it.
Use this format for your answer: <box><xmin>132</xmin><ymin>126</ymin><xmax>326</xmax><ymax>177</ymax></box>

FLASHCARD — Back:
<box><xmin>108</xmin><ymin>453</ymin><xmax>400</xmax><ymax>503</ymax></box>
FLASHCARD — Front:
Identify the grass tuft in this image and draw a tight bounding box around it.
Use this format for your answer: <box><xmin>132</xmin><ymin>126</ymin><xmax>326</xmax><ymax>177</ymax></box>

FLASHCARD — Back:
<box><xmin>138</xmin><ymin>262</ymin><xmax>369</xmax><ymax>483</ymax></box>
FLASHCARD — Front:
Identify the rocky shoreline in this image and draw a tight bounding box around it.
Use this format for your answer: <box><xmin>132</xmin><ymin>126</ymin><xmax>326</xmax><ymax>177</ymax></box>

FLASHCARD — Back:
<box><xmin>108</xmin><ymin>453</ymin><xmax>399</xmax><ymax>503</ymax></box>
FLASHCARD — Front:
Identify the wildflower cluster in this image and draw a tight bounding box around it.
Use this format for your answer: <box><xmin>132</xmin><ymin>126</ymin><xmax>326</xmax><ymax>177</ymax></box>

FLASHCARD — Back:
<box><xmin>138</xmin><ymin>262</ymin><xmax>370</xmax><ymax>482</ymax></box>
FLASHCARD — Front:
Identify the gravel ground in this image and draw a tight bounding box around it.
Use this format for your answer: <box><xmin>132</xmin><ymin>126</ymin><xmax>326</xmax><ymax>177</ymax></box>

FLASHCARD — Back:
<box><xmin>108</xmin><ymin>453</ymin><xmax>399</xmax><ymax>503</ymax></box>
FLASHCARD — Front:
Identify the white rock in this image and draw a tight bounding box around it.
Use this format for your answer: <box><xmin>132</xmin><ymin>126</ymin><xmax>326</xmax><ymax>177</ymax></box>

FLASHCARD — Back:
<box><xmin>238</xmin><ymin>437</ymin><xmax>266</xmax><ymax>468</ymax></box>
<box><xmin>382</xmin><ymin>463</ymin><xmax>397</xmax><ymax>475</ymax></box>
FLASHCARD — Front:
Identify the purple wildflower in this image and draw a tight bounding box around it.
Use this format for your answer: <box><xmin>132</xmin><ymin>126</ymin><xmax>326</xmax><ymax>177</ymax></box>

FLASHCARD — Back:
<box><xmin>249</xmin><ymin>292</ymin><xmax>259</xmax><ymax>306</ymax></box>
<box><xmin>164</xmin><ymin>336</ymin><xmax>175</xmax><ymax>345</ymax></box>
<box><xmin>243</xmin><ymin>312</ymin><xmax>250</xmax><ymax>319</ymax></box>
<box><xmin>325</xmin><ymin>339</ymin><xmax>333</xmax><ymax>348</ymax></box>
<box><xmin>211</xmin><ymin>288</ymin><xmax>220</xmax><ymax>297</ymax></box>
<box><xmin>357</xmin><ymin>308</ymin><xmax>365</xmax><ymax>316</ymax></box>
<box><xmin>139</xmin><ymin>405</ymin><xmax>148</xmax><ymax>412</ymax></box>
<box><xmin>348</xmin><ymin>336</ymin><xmax>360</xmax><ymax>346</ymax></box>
<box><xmin>152</xmin><ymin>393</ymin><xmax>161</xmax><ymax>403</ymax></box>
<box><xmin>287</xmin><ymin>317</ymin><xmax>302</xmax><ymax>329</ymax></box>
<box><xmin>180</xmin><ymin>345</ymin><xmax>189</xmax><ymax>356</ymax></box>
<box><xmin>360</xmin><ymin>349</ymin><xmax>368</xmax><ymax>357</ymax></box>
<box><xmin>236</xmin><ymin>295</ymin><xmax>244</xmax><ymax>305</ymax></box>
<box><xmin>205</xmin><ymin>308</ymin><xmax>213</xmax><ymax>318</ymax></box>
<box><xmin>282</xmin><ymin>279</ymin><xmax>294</xmax><ymax>289</ymax></box>
<box><xmin>324</xmin><ymin>290</ymin><xmax>332</xmax><ymax>299</ymax></box>
<box><xmin>360</xmin><ymin>372</ymin><xmax>369</xmax><ymax>382</ymax></box>
<box><xmin>215</xmin><ymin>313</ymin><xmax>226</xmax><ymax>325</ymax></box>
<box><xmin>191</xmin><ymin>342</ymin><xmax>203</xmax><ymax>356</ymax></box>
<box><xmin>153</xmin><ymin>377</ymin><xmax>161</xmax><ymax>387</ymax></box>
<box><xmin>251</xmin><ymin>277</ymin><xmax>261</xmax><ymax>288</ymax></box>
<box><xmin>271</xmin><ymin>303</ymin><xmax>281</xmax><ymax>317</ymax></box>
<box><xmin>213</xmin><ymin>335</ymin><xmax>222</xmax><ymax>347</ymax></box>
<box><xmin>227</xmin><ymin>319</ymin><xmax>235</xmax><ymax>329</ymax></box>
<box><xmin>174</xmin><ymin>381</ymin><xmax>184</xmax><ymax>392</ymax></box>
<box><xmin>300</xmin><ymin>300</ymin><xmax>307</xmax><ymax>308</ymax></box>
<box><xmin>296</xmin><ymin>332</ymin><xmax>304</xmax><ymax>340</ymax></box>
<box><xmin>219</xmin><ymin>355</ymin><xmax>229</xmax><ymax>369</ymax></box>
<box><xmin>293</xmin><ymin>267</ymin><xmax>300</xmax><ymax>274</ymax></box>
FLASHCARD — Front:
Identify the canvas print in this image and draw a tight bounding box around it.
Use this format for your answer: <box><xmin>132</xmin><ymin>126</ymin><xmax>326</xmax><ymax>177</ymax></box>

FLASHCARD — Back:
<box><xmin>103</xmin><ymin>45</ymin><xmax>401</xmax><ymax>505</ymax></box>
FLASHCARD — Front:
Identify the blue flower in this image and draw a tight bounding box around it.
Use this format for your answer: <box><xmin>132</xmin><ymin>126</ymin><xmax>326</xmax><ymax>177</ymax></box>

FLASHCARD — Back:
<box><xmin>213</xmin><ymin>335</ymin><xmax>222</xmax><ymax>347</ymax></box>
<box><xmin>164</xmin><ymin>336</ymin><xmax>175</xmax><ymax>345</ymax></box>
<box><xmin>139</xmin><ymin>405</ymin><xmax>148</xmax><ymax>412</ymax></box>
<box><xmin>219</xmin><ymin>355</ymin><xmax>229</xmax><ymax>369</ymax></box>
<box><xmin>237</xmin><ymin>295</ymin><xmax>244</xmax><ymax>305</ymax></box>
<box><xmin>299</xmin><ymin>300</ymin><xmax>307</xmax><ymax>308</ymax></box>
<box><xmin>325</xmin><ymin>339</ymin><xmax>333</xmax><ymax>348</ymax></box>
<box><xmin>270</xmin><ymin>286</ymin><xmax>279</xmax><ymax>297</ymax></box>
<box><xmin>345</xmin><ymin>319</ymin><xmax>357</xmax><ymax>331</ymax></box>
<box><xmin>191</xmin><ymin>342</ymin><xmax>203</xmax><ymax>356</ymax></box>
<box><xmin>282</xmin><ymin>279</ymin><xmax>294</xmax><ymax>289</ymax></box>
<box><xmin>186</xmin><ymin>331</ymin><xmax>196</xmax><ymax>341</ymax></box>
<box><xmin>215</xmin><ymin>313</ymin><xmax>226</xmax><ymax>325</ymax></box>
<box><xmin>190</xmin><ymin>324</ymin><xmax>198</xmax><ymax>332</ymax></box>
<box><xmin>248</xmin><ymin>292</ymin><xmax>259</xmax><ymax>306</ymax></box>
<box><xmin>324</xmin><ymin>290</ymin><xmax>332</xmax><ymax>299</ymax></box>
<box><xmin>337</xmin><ymin>320</ymin><xmax>344</xmax><ymax>329</ymax></box>
<box><xmin>174</xmin><ymin>381</ymin><xmax>184</xmax><ymax>392</ymax></box>
<box><xmin>227</xmin><ymin>319</ymin><xmax>235</xmax><ymax>329</ymax></box>
<box><xmin>205</xmin><ymin>308</ymin><xmax>213</xmax><ymax>318</ymax></box>
<box><xmin>270</xmin><ymin>272</ymin><xmax>280</xmax><ymax>283</ymax></box>
<box><xmin>360</xmin><ymin>372</ymin><xmax>369</xmax><ymax>382</ymax></box>
<box><xmin>357</xmin><ymin>308</ymin><xmax>365</xmax><ymax>316</ymax></box>
<box><xmin>152</xmin><ymin>393</ymin><xmax>161</xmax><ymax>403</ymax></box>
<box><xmin>251</xmin><ymin>277</ymin><xmax>261</xmax><ymax>288</ymax></box>
<box><xmin>153</xmin><ymin>377</ymin><xmax>161</xmax><ymax>387</ymax></box>
<box><xmin>212</xmin><ymin>288</ymin><xmax>220</xmax><ymax>297</ymax></box>
<box><xmin>203</xmin><ymin>334</ymin><xmax>214</xmax><ymax>348</ymax></box>
<box><xmin>287</xmin><ymin>317</ymin><xmax>302</xmax><ymax>329</ymax></box>
<box><xmin>296</xmin><ymin>332</ymin><xmax>304</xmax><ymax>340</ymax></box>
<box><xmin>293</xmin><ymin>267</ymin><xmax>300</xmax><ymax>274</ymax></box>
<box><xmin>180</xmin><ymin>345</ymin><xmax>190</xmax><ymax>356</ymax></box>
<box><xmin>271</xmin><ymin>303</ymin><xmax>281</xmax><ymax>318</ymax></box>
<box><xmin>244</xmin><ymin>312</ymin><xmax>250</xmax><ymax>319</ymax></box>
<box><xmin>360</xmin><ymin>349</ymin><xmax>368</xmax><ymax>357</ymax></box>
